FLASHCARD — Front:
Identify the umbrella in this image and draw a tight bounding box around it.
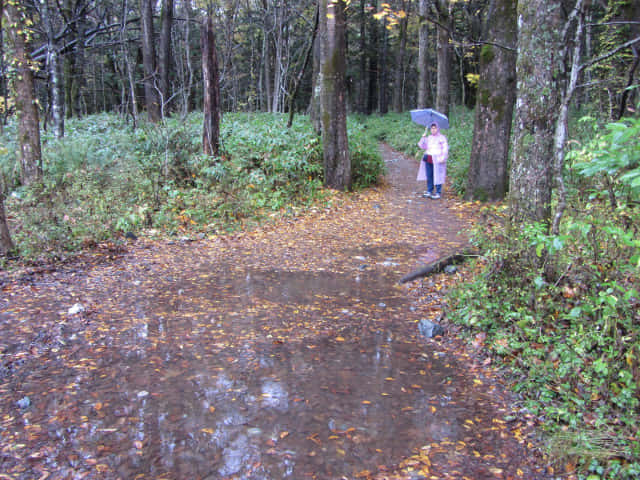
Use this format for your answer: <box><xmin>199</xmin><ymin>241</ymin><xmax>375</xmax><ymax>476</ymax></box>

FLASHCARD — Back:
<box><xmin>410</xmin><ymin>108</ymin><xmax>449</xmax><ymax>129</ymax></box>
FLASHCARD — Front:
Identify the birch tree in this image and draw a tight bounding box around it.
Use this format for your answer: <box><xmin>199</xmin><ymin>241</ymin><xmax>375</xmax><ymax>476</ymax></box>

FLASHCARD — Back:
<box><xmin>40</xmin><ymin>0</ymin><xmax>64</xmax><ymax>137</ymax></box>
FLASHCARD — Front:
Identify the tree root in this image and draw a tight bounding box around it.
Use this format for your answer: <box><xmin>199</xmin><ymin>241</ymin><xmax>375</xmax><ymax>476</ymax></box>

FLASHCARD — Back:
<box><xmin>399</xmin><ymin>247</ymin><xmax>478</xmax><ymax>284</ymax></box>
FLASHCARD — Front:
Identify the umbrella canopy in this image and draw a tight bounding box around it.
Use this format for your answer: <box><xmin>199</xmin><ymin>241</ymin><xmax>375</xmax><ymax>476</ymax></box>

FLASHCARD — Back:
<box><xmin>410</xmin><ymin>108</ymin><xmax>449</xmax><ymax>129</ymax></box>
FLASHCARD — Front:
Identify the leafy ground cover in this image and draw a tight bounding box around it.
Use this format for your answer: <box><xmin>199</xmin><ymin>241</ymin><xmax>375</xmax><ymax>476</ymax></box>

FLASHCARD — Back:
<box><xmin>443</xmin><ymin>114</ymin><xmax>640</xmax><ymax>480</ymax></box>
<box><xmin>1</xmin><ymin>112</ymin><xmax>385</xmax><ymax>263</ymax></box>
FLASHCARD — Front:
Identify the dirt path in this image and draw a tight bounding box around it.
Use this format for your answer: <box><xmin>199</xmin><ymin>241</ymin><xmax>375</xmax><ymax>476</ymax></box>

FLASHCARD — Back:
<box><xmin>0</xmin><ymin>145</ymin><xmax>551</xmax><ymax>479</ymax></box>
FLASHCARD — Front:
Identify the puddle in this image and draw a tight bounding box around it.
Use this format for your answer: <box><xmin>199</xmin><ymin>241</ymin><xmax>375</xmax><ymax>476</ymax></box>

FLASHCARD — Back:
<box><xmin>0</xmin><ymin>250</ymin><xmax>545</xmax><ymax>480</ymax></box>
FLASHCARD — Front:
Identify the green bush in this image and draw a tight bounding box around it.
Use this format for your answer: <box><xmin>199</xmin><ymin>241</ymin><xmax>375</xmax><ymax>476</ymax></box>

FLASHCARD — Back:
<box><xmin>1</xmin><ymin>111</ymin><xmax>385</xmax><ymax>260</ymax></box>
<box><xmin>447</xmin><ymin>201</ymin><xmax>640</xmax><ymax>478</ymax></box>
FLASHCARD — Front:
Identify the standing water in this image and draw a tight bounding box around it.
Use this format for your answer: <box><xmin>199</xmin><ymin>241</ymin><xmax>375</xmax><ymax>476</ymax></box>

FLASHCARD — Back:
<box><xmin>0</xmin><ymin>145</ymin><xmax>549</xmax><ymax>479</ymax></box>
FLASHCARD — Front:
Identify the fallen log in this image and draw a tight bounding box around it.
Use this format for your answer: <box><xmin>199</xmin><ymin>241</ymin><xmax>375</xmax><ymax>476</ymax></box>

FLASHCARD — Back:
<box><xmin>399</xmin><ymin>247</ymin><xmax>478</xmax><ymax>284</ymax></box>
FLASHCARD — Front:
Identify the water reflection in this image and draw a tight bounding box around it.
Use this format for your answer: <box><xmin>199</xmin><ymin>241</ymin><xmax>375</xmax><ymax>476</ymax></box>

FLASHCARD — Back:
<box><xmin>2</xmin><ymin>257</ymin><xmax>519</xmax><ymax>479</ymax></box>
<box><xmin>72</xmin><ymin>321</ymin><xmax>462</xmax><ymax>479</ymax></box>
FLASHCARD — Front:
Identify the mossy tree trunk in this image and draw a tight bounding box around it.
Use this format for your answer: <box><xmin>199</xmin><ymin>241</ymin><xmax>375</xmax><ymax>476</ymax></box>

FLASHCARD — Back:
<box><xmin>4</xmin><ymin>1</ymin><xmax>43</xmax><ymax>186</ymax></box>
<box><xmin>508</xmin><ymin>0</ymin><xmax>563</xmax><ymax>225</ymax></box>
<box><xmin>0</xmin><ymin>186</ymin><xmax>13</xmax><ymax>256</ymax></box>
<box><xmin>466</xmin><ymin>0</ymin><xmax>517</xmax><ymax>201</ymax></box>
<box><xmin>319</xmin><ymin>0</ymin><xmax>351</xmax><ymax>191</ymax></box>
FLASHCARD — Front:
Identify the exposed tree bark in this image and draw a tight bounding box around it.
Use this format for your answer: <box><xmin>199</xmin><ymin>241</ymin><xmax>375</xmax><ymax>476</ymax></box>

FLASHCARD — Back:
<box><xmin>434</xmin><ymin>0</ymin><xmax>452</xmax><ymax>117</ymax></box>
<box><xmin>357</xmin><ymin>0</ymin><xmax>367</xmax><ymax>113</ymax></box>
<box><xmin>552</xmin><ymin>0</ymin><xmax>586</xmax><ymax>235</ymax></box>
<box><xmin>417</xmin><ymin>0</ymin><xmax>430</xmax><ymax>108</ymax></box>
<box><xmin>367</xmin><ymin>14</ymin><xmax>379</xmax><ymax>114</ymax></box>
<box><xmin>319</xmin><ymin>0</ymin><xmax>350</xmax><ymax>191</ymax></box>
<box><xmin>271</xmin><ymin>1</ymin><xmax>285</xmax><ymax>113</ymax></box>
<box><xmin>176</xmin><ymin>0</ymin><xmax>194</xmax><ymax>117</ymax></box>
<box><xmin>260</xmin><ymin>0</ymin><xmax>272</xmax><ymax>111</ymax></box>
<box><xmin>379</xmin><ymin>16</ymin><xmax>389</xmax><ymax>114</ymax></box>
<box><xmin>202</xmin><ymin>9</ymin><xmax>221</xmax><ymax>156</ymax></box>
<box><xmin>287</xmin><ymin>4</ymin><xmax>318</xmax><ymax>128</ymax></box>
<box><xmin>508</xmin><ymin>0</ymin><xmax>563</xmax><ymax>225</ymax></box>
<box><xmin>466</xmin><ymin>0</ymin><xmax>516</xmax><ymax>202</ymax></box>
<box><xmin>392</xmin><ymin>0</ymin><xmax>408</xmax><ymax>112</ymax></box>
<box><xmin>159</xmin><ymin>0</ymin><xmax>174</xmax><ymax>115</ymax></box>
<box><xmin>4</xmin><ymin>1</ymin><xmax>43</xmax><ymax>186</ymax></box>
<box><xmin>0</xmin><ymin>186</ymin><xmax>13</xmax><ymax>256</ymax></box>
<box><xmin>0</xmin><ymin>0</ymin><xmax>6</xmax><ymax>131</ymax></box>
<box><xmin>120</xmin><ymin>0</ymin><xmax>138</xmax><ymax>125</ymax></box>
<box><xmin>140</xmin><ymin>0</ymin><xmax>161</xmax><ymax>122</ymax></box>
<box><xmin>309</xmin><ymin>12</ymin><xmax>322</xmax><ymax>134</ymax></box>
<box><xmin>41</xmin><ymin>0</ymin><xmax>65</xmax><ymax>137</ymax></box>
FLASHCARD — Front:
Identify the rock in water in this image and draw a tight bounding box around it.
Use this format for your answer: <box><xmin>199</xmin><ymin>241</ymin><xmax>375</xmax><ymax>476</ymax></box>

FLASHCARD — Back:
<box><xmin>418</xmin><ymin>319</ymin><xmax>444</xmax><ymax>338</ymax></box>
<box><xmin>68</xmin><ymin>303</ymin><xmax>85</xmax><ymax>315</ymax></box>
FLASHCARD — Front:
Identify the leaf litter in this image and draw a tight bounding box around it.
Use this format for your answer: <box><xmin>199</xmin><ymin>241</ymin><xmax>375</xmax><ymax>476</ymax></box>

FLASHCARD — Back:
<box><xmin>0</xmin><ymin>144</ymin><xmax>552</xmax><ymax>479</ymax></box>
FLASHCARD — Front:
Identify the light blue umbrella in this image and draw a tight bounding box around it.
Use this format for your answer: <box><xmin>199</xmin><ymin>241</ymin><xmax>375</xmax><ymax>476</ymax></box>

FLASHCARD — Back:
<box><xmin>410</xmin><ymin>108</ymin><xmax>449</xmax><ymax>129</ymax></box>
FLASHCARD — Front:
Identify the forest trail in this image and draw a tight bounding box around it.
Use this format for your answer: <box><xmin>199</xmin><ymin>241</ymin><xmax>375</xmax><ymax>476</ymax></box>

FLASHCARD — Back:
<box><xmin>0</xmin><ymin>145</ymin><xmax>552</xmax><ymax>479</ymax></box>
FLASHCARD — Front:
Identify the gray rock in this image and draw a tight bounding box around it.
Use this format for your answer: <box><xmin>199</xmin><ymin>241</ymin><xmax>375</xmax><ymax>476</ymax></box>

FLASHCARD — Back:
<box><xmin>418</xmin><ymin>319</ymin><xmax>444</xmax><ymax>338</ymax></box>
<box><xmin>67</xmin><ymin>303</ymin><xmax>85</xmax><ymax>315</ymax></box>
<box><xmin>444</xmin><ymin>265</ymin><xmax>458</xmax><ymax>274</ymax></box>
<box><xmin>17</xmin><ymin>396</ymin><xmax>31</xmax><ymax>409</ymax></box>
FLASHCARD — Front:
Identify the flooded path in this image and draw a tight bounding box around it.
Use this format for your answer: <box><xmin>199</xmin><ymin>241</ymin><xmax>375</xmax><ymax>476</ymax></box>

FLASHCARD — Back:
<box><xmin>0</xmin><ymin>145</ymin><xmax>550</xmax><ymax>479</ymax></box>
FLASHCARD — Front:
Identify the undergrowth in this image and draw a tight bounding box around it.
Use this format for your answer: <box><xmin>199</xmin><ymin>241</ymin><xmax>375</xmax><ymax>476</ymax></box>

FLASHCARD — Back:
<box><xmin>447</xmin><ymin>113</ymin><xmax>640</xmax><ymax>479</ymax></box>
<box><xmin>1</xmin><ymin>112</ymin><xmax>384</xmax><ymax>263</ymax></box>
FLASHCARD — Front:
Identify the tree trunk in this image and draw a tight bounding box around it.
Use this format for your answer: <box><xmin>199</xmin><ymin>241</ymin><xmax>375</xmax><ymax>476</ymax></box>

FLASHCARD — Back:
<box><xmin>392</xmin><ymin>0</ymin><xmax>408</xmax><ymax>112</ymax></box>
<box><xmin>0</xmin><ymin>0</ymin><xmax>6</xmax><ymax>131</ymax></box>
<box><xmin>508</xmin><ymin>0</ymin><xmax>563</xmax><ymax>225</ymax></box>
<box><xmin>357</xmin><ymin>0</ymin><xmax>367</xmax><ymax>113</ymax></box>
<box><xmin>417</xmin><ymin>0</ymin><xmax>430</xmax><ymax>108</ymax></box>
<box><xmin>379</xmin><ymin>17</ymin><xmax>389</xmax><ymax>114</ymax></box>
<box><xmin>367</xmin><ymin>16</ymin><xmax>379</xmax><ymax>114</ymax></box>
<box><xmin>309</xmin><ymin>16</ymin><xmax>322</xmax><ymax>134</ymax></box>
<box><xmin>466</xmin><ymin>0</ymin><xmax>516</xmax><ymax>201</ymax></box>
<box><xmin>202</xmin><ymin>10</ymin><xmax>220</xmax><ymax>156</ymax></box>
<box><xmin>319</xmin><ymin>0</ymin><xmax>350</xmax><ymax>191</ymax></box>
<box><xmin>4</xmin><ymin>2</ymin><xmax>43</xmax><ymax>186</ymax></box>
<box><xmin>140</xmin><ymin>0</ymin><xmax>161</xmax><ymax>122</ymax></box>
<box><xmin>435</xmin><ymin>0</ymin><xmax>452</xmax><ymax>117</ymax></box>
<box><xmin>271</xmin><ymin>2</ymin><xmax>284</xmax><ymax>113</ymax></box>
<box><xmin>0</xmin><ymin>187</ymin><xmax>13</xmax><ymax>256</ymax></box>
<box><xmin>41</xmin><ymin>0</ymin><xmax>65</xmax><ymax>137</ymax></box>
<box><xmin>159</xmin><ymin>0</ymin><xmax>174</xmax><ymax>115</ymax></box>
<box><xmin>287</xmin><ymin>4</ymin><xmax>318</xmax><ymax>128</ymax></box>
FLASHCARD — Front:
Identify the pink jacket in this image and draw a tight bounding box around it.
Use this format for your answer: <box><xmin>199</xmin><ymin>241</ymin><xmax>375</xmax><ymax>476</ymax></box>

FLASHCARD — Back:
<box><xmin>417</xmin><ymin>126</ymin><xmax>449</xmax><ymax>185</ymax></box>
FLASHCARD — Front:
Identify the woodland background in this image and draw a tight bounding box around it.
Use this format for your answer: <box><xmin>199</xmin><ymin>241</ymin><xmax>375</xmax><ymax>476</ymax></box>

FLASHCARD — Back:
<box><xmin>1</xmin><ymin>0</ymin><xmax>640</xmax><ymax>478</ymax></box>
